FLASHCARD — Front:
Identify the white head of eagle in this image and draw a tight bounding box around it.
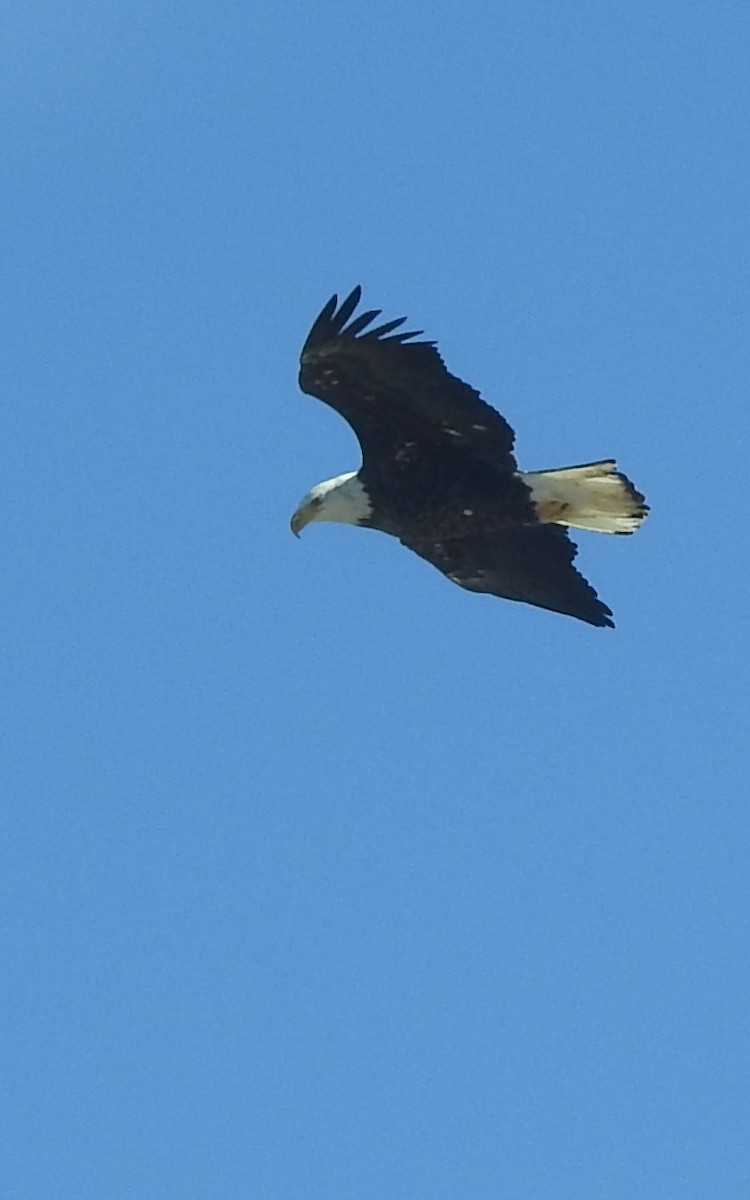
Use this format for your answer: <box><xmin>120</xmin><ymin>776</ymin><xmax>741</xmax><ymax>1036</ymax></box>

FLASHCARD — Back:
<box><xmin>291</xmin><ymin>472</ymin><xmax>372</xmax><ymax>537</ymax></box>
<box><xmin>289</xmin><ymin>286</ymin><xmax>648</xmax><ymax>628</ymax></box>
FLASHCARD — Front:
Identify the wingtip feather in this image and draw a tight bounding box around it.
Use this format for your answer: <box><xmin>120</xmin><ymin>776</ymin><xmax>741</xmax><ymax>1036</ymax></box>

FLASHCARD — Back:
<box><xmin>333</xmin><ymin>286</ymin><xmax>362</xmax><ymax>330</ymax></box>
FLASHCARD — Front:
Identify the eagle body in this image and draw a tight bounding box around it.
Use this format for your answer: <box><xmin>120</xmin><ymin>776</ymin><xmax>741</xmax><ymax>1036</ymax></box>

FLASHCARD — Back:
<box><xmin>291</xmin><ymin>288</ymin><xmax>648</xmax><ymax>628</ymax></box>
<box><xmin>357</xmin><ymin>447</ymin><xmax>535</xmax><ymax>541</ymax></box>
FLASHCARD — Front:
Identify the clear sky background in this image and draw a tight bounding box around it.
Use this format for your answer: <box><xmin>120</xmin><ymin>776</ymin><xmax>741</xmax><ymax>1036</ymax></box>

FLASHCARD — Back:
<box><xmin>2</xmin><ymin>2</ymin><xmax>749</xmax><ymax>1197</ymax></box>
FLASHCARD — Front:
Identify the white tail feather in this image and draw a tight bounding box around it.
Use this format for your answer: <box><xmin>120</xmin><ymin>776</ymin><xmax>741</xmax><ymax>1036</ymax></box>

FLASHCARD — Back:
<box><xmin>520</xmin><ymin>460</ymin><xmax>649</xmax><ymax>535</ymax></box>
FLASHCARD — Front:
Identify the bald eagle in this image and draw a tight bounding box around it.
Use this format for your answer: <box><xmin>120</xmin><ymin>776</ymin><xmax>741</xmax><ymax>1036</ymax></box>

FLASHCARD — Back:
<box><xmin>291</xmin><ymin>288</ymin><xmax>648</xmax><ymax>628</ymax></box>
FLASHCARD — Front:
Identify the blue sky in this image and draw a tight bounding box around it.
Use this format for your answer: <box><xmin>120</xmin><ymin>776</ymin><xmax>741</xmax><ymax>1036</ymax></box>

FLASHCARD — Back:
<box><xmin>2</xmin><ymin>2</ymin><xmax>749</xmax><ymax>1196</ymax></box>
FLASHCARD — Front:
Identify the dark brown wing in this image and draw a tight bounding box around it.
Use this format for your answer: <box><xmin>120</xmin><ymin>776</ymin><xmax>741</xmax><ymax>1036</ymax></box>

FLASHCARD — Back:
<box><xmin>401</xmin><ymin>525</ymin><xmax>615</xmax><ymax>627</ymax></box>
<box><xmin>299</xmin><ymin>287</ymin><xmax>518</xmax><ymax>473</ymax></box>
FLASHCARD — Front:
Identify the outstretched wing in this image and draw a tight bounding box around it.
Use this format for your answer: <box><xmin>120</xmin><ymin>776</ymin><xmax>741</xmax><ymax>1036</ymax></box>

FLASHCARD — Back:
<box><xmin>299</xmin><ymin>287</ymin><xmax>518</xmax><ymax>473</ymax></box>
<box><xmin>402</xmin><ymin>525</ymin><xmax>615</xmax><ymax>627</ymax></box>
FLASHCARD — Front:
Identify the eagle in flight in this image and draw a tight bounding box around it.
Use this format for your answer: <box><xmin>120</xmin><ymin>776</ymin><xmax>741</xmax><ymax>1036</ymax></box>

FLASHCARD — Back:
<box><xmin>291</xmin><ymin>288</ymin><xmax>648</xmax><ymax>628</ymax></box>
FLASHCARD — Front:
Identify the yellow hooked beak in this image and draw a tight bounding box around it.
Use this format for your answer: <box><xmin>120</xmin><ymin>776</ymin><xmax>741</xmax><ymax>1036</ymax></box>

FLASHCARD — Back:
<box><xmin>290</xmin><ymin>504</ymin><xmax>312</xmax><ymax>538</ymax></box>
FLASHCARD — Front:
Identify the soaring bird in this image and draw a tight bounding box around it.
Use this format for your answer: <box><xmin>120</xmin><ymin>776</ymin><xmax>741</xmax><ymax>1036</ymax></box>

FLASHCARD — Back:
<box><xmin>291</xmin><ymin>287</ymin><xmax>648</xmax><ymax>628</ymax></box>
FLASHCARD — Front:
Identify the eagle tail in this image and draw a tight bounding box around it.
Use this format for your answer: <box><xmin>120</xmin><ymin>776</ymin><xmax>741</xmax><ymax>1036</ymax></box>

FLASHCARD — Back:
<box><xmin>521</xmin><ymin>460</ymin><xmax>649</xmax><ymax>535</ymax></box>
